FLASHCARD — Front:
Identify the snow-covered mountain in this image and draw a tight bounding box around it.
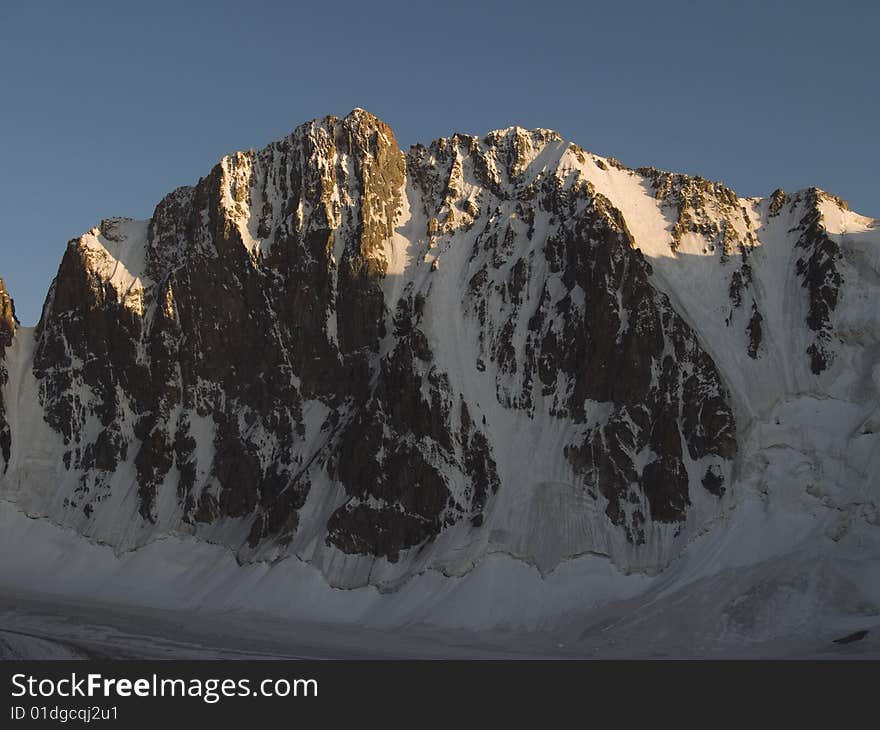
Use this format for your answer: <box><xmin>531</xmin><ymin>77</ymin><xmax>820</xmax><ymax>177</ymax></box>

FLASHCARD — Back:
<box><xmin>1</xmin><ymin>109</ymin><xmax>878</xmax><ymax>647</ymax></box>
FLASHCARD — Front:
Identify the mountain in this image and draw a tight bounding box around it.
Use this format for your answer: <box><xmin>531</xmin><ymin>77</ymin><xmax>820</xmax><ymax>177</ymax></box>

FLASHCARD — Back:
<box><xmin>1</xmin><ymin>109</ymin><xmax>878</xmax><ymax>649</ymax></box>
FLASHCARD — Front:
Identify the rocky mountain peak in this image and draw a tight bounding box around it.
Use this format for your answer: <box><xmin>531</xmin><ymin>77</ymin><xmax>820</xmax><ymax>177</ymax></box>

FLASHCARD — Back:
<box><xmin>0</xmin><ymin>111</ymin><xmax>877</xmax><ymax>598</ymax></box>
<box><xmin>0</xmin><ymin>279</ymin><xmax>17</xmax><ymax>350</ymax></box>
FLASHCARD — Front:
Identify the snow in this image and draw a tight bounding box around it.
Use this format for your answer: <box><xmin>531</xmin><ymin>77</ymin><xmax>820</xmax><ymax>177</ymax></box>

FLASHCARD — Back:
<box><xmin>380</xmin><ymin>177</ymin><xmax>420</xmax><ymax>308</ymax></box>
<box><xmin>573</xmin><ymin>154</ymin><xmax>676</xmax><ymax>260</ymax></box>
<box><xmin>0</xmin><ymin>498</ymin><xmax>644</xmax><ymax>633</ymax></box>
<box><xmin>78</xmin><ymin>218</ymin><xmax>151</xmax><ymax>314</ymax></box>
<box><xmin>1</xmin><ymin>486</ymin><xmax>877</xmax><ymax>656</ymax></box>
<box><xmin>0</xmin><ymin>629</ymin><xmax>87</xmax><ymax>660</ymax></box>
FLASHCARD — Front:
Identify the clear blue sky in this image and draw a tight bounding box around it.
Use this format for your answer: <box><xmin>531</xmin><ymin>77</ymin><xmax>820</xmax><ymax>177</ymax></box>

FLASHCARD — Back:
<box><xmin>1</xmin><ymin>0</ymin><xmax>877</xmax><ymax>325</ymax></box>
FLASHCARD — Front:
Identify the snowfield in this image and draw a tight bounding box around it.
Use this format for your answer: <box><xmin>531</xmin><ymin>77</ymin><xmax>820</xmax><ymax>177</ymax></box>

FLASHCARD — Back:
<box><xmin>1</xmin><ymin>483</ymin><xmax>878</xmax><ymax>658</ymax></box>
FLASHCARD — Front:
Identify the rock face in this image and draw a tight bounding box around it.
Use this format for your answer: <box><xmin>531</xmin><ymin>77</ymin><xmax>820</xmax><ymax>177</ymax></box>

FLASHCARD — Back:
<box><xmin>1</xmin><ymin>109</ymin><xmax>878</xmax><ymax>592</ymax></box>
<box><xmin>0</xmin><ymin>279</ymin><xmax>17</xmax><ymax>467</ymax></box>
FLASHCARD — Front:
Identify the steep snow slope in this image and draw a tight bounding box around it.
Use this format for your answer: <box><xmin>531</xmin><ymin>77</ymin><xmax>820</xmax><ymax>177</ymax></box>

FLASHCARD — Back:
<box><xmin>0</xmin><ymin>110</ymin><xmax>878</xmax><ymax>646</ymax></box>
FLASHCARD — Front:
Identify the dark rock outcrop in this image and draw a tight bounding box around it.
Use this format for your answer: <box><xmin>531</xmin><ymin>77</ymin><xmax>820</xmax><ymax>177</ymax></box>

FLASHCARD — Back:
<box><xmin>0</xmin><ymin>279</ymin><xmax>17</xmax><ymax>468</ymax></box>
<box><xmin>792</xmin><ymin>189</ymin><xmax>844</xmax><ymax>374</ymax></box>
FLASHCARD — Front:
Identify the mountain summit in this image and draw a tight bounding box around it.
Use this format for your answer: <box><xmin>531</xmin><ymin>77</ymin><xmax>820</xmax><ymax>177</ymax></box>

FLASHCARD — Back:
<box><xmin>1</xmin><ymin>110</ymin><xmax>878</xmax><ymax>642</ymax></box>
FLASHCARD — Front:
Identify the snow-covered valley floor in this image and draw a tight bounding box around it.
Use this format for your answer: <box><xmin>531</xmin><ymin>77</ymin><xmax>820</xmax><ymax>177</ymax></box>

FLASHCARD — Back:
<box><xmin>2</xmin><ymin>480</ymin><xmax>878</xmax><ymax>660</ymax></box>
<box><xmin>1</xmin><ymin>584</ymin><xmax>878</xmax><ymax>660</ymax></box>
<box><xmin>0</xmin><ymin>591</ymin><xmax>577</xmax><ymax>660</ymax></box>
